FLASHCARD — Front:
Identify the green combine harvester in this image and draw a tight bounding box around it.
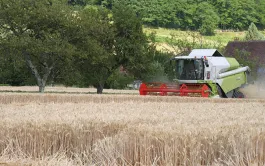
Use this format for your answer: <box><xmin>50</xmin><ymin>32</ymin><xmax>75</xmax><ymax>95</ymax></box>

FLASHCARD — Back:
<box><xmin>139</xmin><ymin>49</ymin><xmax>250</xmax><ymax>98</ymax></box>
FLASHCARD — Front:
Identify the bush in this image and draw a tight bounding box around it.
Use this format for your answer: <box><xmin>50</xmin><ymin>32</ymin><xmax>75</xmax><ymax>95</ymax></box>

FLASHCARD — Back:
<box><xmin>106</xmin><ymin>69</ymin><xmax>134</xmax><ymax>89</ymax></box>
<box><xmin>244</xmin><ymin>23</ymin><xmax>265</xmax><ymax>40</ymax></box>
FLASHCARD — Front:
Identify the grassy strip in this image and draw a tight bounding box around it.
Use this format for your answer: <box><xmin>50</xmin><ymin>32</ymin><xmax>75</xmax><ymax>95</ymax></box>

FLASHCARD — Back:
<box><xmin>144</xmin><ymin>27</ymin><xmax>246</xmax><ymax>45</ymax></box>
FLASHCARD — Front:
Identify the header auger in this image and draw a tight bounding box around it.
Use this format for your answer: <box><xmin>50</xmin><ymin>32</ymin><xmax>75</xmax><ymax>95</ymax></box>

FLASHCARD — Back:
<box><xmin>139</xmin><ymin>49</ymin><xmax>250</xmax><ymax>98</ymax></box>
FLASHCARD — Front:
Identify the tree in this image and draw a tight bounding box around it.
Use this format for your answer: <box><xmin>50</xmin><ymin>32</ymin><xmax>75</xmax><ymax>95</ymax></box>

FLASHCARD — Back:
<box><xmin>0</xmin><ymin>0</ymin><xmax>75</xmax><ymax>92</ymax></box>
<box><xmin>112</xmin><ymin>1</ymin><xmax>152</xmax><ymax>80</ymax></box>
<box><xmin>68</xmin><ymin>7</ymin><xmax>116</xmax><ymax>94</ymax></box>
<box><xmin>73</xmin><ymin>2</ymin><xmax>153</xmax><ymax>94</ymax></box>
<box><xmin>212</xmin><ymin>0</ymin><xmax>258</xmax><ymax>30</ymax></box>
<box><xmin>68</xmin><ymin>0</ymin><xmax>265</xmax><ymax>31</ymax></box>
<box><xmin>254</xmin><ymin>0</ymin><xmax>265</xmax><ymax>29</ymax></box>
<box><xmin>244</xmin><ymin>23</ymin><xmax>265</xmax><ymax>41</ymax></box>
<box><xmin>194</xmin><ymin>2</ymin><xmax>219</xmax><ymax>36</ymax></box>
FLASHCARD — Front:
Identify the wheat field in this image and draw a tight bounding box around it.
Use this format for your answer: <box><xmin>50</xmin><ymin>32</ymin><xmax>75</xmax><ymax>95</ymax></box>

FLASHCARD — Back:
<box><xmin>0</xmin><ymin>93</ymin><xmax>264</xmax><ymax>166</ymax></box>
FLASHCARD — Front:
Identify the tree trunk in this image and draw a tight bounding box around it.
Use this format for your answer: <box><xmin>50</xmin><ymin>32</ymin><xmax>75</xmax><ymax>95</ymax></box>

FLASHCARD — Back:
<box><xmin>36</xmin><ymin>70</ymin><xmax>52</xmax><ymax>93</ymax></box>
<box><xmin>39</xmin><ymin>83</ymin><xmax>45</xmax><ymax>93</ymax></box>
<box><xmin>24</xmin><ymin>52</ymin><xmax>53</xmax><ymax>93</ymax></box>
<box><xmin>96</xmin><ymin>82</ymin><xmax>104</xmax><ymax>94</ymax></box>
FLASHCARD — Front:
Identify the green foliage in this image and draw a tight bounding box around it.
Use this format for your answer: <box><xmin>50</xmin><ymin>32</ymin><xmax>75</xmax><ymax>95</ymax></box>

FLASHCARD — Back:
<box><xmin>0</xmin><ymin>0</ymin><xmax>77</xmax><ymax>92</ymax></box>
<box><xmin>244</xmin><ymin>23</ymin><xmax>265</xmax><ymax>41</ymax></box>
<box><xmin>211</xmin><ymin>0</ymin><xmax>259</xmax><ymax>30</ymax></box>
<box><xmin>144</xmin><ymin>27</ymin><xmax>245</xmax><ymax>47</ymax></box>
<box><xmin>0</xmin><ymin>0</ymin><xmax>159</xmax><ymax>93</ymax></box>
<box><xmin>68</xmin><ymin>7</ymin><xmax>116</xmax><ymax>93</ymax></box>
<box><xmin>112</xmin><ymin>1</ymin><xmax>152</xmax><ymax>79</ymax></box>
<box><xmin>139</xmin><ymin>32</ymin><xmax>176</xmax><ymax>82</ymax></box>
<box><xmin>4</xmin><ymin>0</ymin><xmax>263</xmax><ymax>93</ymax></box>
<box><xmin>106</xmin><ymin>69</ymin><xmax>134</xmax><ymax>89</ymax></box>
<box><xmin>142</xmin><ymin>50</ymin><xmax>175</xmax><ymax>82</ymax></box>
<box><xmin>79</xmin><ymin>0</ymin><xmax>265</xmax><ymax>32</ymax></box>
<box><xmin>195</xmin><ymin>2</ymin><xmax>219</xmax><ymax>36</ymax></box>
<box><xmin>65</xmin><ymin>2</ymin><xmax>153</xmax><ymax>93</ymax></box>
<box><xmin>232</xmin><ymin>49</ymin><xmax>258</xmax><ymax>79</ymax></box>
<box><xmin>165</xmin><ymin>31</ymin><xmax>224</xmax><ymax>55</ymax></box>
<box><xmin>141</xmin><ymin>61</ymin><xmax>168</xmax><ymax>82</ymax></box>
<box><xmin>0</xmin><ymin>49</ymin><xmax>32</xmax><ymax>86</ymax></box>
<box><xmin>255</xmin><ymin>0</ymin><xmax>265</xmax><ymax>29</ymax></box>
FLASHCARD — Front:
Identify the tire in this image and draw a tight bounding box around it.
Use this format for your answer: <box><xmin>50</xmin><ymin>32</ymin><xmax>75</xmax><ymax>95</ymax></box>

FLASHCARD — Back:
<box><xmin>232</xmin><ymin>91</ymin><xmax>245</xmax><ymax>98</ymax></box>
<box><xmin>217</xmin><ymin>85</ymin><xmax>225</xmax><ymax>98</ymax></box>
<box><xmin>237</xmin><ymin>91</ymin><xmax>245</xmax><ymax>98</ymax></box>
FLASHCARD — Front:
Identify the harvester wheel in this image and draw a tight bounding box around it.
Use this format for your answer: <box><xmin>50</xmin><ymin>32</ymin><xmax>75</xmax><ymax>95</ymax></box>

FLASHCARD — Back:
<box><xmin>233</xmin><ymin>91</ymin><xmax>245</xmax><ymax>98</ymax></box>
<box><xmin>236</xmin><ymin>91</ymin><xmax>245</xmax><ymax>98</ymax></box>
<box><xmin>217</xmin><ymin>85</ymin><xmax>225</xmax><ymax>98</ymax></box>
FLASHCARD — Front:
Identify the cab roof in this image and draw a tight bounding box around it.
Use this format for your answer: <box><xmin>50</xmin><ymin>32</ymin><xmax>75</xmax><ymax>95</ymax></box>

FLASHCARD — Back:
<box><xmin>174</xmin><ymin>49</ymin><xmax>224</xmax><ymax>59</ymax></box>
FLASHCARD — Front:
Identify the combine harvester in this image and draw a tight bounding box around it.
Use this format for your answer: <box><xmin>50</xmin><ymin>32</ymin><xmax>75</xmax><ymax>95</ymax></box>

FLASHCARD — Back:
<box><xmin>139</xmin><ymin>49</ymin><xmax>250</xmax><ymax>98</ymax></box>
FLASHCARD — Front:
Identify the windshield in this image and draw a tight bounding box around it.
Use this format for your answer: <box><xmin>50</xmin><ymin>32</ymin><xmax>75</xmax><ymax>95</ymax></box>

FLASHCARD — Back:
<box><xmin>176</xmin><ymin>59</ymin><xmax>204</xmax><ymax>80</ymax></box>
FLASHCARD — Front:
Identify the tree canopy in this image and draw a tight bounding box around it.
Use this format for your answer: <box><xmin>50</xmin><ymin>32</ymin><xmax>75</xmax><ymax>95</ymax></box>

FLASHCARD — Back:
<box><xmin>71</xmin><ymin>0</ymin><xmax>265</xmax><ymax>32</ymax></box>
<box><xmin>0</xmin><ymin>0</ymin><xmax>76</xmax><ymax>92</ymax></box>
<box><xmin>1</xmin><ymin>0</ymin><xmax>264</xmax><ymax>93</ymax></box>
<box><xmin>0</xmin><ymin>0</ymin><xmax>156</xmax><ymax>93</ymax></box>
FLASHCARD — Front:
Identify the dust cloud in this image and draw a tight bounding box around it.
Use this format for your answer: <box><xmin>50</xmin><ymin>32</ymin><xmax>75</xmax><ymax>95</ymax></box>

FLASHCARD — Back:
<box><xmin>241</xmin><ymin>77</ymin><xmax>265</xmax><ymax>99</ymax></box>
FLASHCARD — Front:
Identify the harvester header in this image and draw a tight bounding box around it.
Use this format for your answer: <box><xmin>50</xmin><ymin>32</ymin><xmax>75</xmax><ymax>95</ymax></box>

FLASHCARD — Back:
<box><xmin>139</xmin><ymin>49</ymin><xmax>250</xmax><ymax>98</ymax></box>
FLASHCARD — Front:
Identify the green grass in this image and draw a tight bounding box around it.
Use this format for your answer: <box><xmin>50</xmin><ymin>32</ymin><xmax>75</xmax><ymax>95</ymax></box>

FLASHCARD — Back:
<box><xmin>144</xmin><ymin>27</ymin><xmax>187</xmax><ymax>42</ymax></box>
<box><xmin>204</xmin><ymin>30</ymin><xmax>246</xmax><ymax>44</ymax></box>
<box><xmin>0</xmin><ymin>84</ymin><xmax>10</xmax><ymax>86</ymax></box>
<box><xmin>144</xmin><ymin>27</ymin><xmax>246</xmax><ymax>46</ymax></box>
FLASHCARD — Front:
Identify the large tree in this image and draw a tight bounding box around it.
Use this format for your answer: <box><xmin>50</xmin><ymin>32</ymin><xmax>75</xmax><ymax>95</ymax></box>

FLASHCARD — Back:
<box><xmin>71</xmin><ymin>2</ymin><xmax>153</xmax><ymax>93</ymax></box>
<box><xmin>67</xmin><ymin>7</ymin><xmax>116</xmax><ymax>94</ymax></box>
<box><xmin>0</xmin><ymin>0</ymin><xmax>75</xmax><ymax>92</ymax></box>
<box><xmin>112</xmin><ymin>1</ymin><xmax>152</xmax><ymax>79</ymax></box>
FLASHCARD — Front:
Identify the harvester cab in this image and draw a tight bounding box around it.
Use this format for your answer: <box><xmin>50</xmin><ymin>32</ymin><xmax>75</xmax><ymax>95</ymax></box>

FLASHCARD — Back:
<box><xmin>139</xmin><ymin>49</ymin><xmax>250</xmax><ymax>98</ymax></box>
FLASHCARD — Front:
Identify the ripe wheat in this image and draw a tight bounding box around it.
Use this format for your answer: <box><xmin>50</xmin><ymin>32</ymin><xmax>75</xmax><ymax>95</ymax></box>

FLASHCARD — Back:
<box><xmin>0</xmin><ymin>93</ymin><xmax>264</xmax><ymax>165</ymax></box>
